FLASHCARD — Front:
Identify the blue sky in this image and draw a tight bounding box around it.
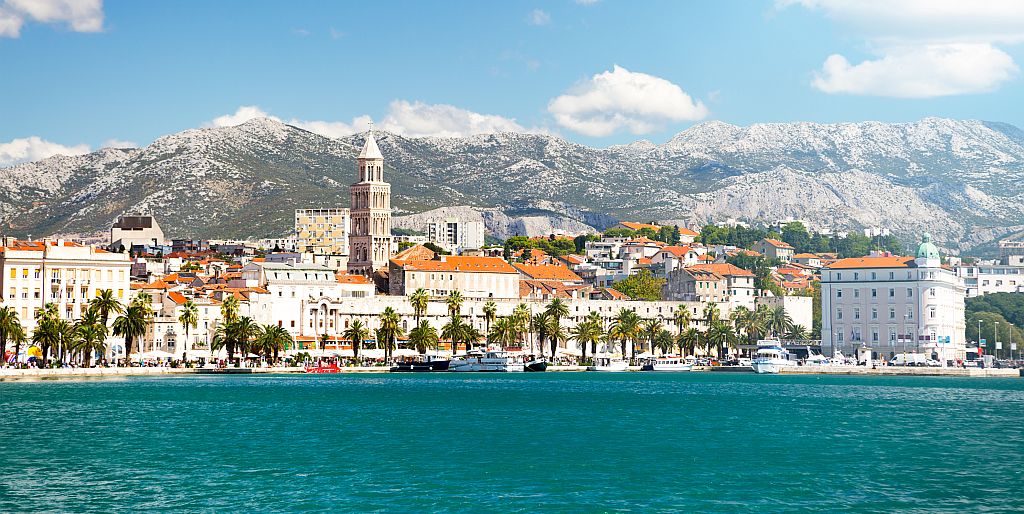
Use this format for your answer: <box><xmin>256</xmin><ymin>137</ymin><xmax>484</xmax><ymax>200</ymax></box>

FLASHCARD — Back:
<box><xmin>1</xmin><ymin>0</ymin><xmax>1023</xmax><ymax>165</ymax></box>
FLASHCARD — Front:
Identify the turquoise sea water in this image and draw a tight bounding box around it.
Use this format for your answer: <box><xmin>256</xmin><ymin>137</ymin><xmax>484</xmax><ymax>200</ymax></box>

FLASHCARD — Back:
<box><xmin>1</xmin><ymin>373</ymin><xmax>1022</xmax><ymax>513</ymax></box>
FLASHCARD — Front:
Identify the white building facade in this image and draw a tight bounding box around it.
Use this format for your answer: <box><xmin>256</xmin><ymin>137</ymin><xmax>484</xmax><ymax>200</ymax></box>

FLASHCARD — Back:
<box><xmin>425</xmin><ymin>218</ymin><xmax>485</xmax><ymax>254</ymax></box>
<box><xmin>820</xmin><ymin>235</ymin><xmax>967</xmax><ymax>363</ymax></box>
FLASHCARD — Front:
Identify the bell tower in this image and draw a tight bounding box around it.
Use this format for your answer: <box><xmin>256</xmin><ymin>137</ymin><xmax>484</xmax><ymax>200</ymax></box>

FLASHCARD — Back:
<box><xmin>347</xmin><ymin>127</ymin><xmax>393</xmax><ymax>276</ymax></box>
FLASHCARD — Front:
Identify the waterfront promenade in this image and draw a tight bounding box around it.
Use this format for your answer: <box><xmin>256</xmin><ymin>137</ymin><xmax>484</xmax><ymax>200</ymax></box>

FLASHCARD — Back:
<box><xmin>1</xmin><ymin>365</ymin><xmax>1019</xmax><ymax>379</ymax></box>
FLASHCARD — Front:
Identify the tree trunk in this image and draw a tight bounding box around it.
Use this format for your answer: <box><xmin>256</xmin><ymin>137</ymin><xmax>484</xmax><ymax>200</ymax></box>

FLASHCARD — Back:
<box><xmin>124</xmin><ymin>336</ymin><xmax>133</xmax><ymax>366</ymax></box>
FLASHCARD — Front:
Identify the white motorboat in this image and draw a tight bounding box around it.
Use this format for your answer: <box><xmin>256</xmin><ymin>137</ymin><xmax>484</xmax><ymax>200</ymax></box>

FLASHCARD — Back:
<box><xmin>587</xmin><ymin>355</ymin><xmax>628</xmax><ymax>372</ymax></box>
<box><xmin>448</xmin><ymin>349</ymin><xmax>525</xmax><ymax>372</ymax></box>
<box><xmin>751</xmin><ymin>341</ymin><xmax>796</xmax><ymax>374</ymax></box>
<box><xmin>640</xmin><ymin>355</ymin><xmax>693</xmax><ymax>372</ymax></box>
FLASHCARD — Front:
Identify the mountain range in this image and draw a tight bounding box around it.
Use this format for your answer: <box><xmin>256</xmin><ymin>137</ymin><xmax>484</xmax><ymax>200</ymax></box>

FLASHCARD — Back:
<box><xmin>2</xmin><ymin>117</ymin><xmax>1023</xmax><ymax>254</ymax></box>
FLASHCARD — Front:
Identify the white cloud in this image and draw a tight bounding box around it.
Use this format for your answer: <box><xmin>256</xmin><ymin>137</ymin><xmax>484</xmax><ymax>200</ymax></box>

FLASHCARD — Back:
<box><xmin>206</xmin><ymin>105</ymin><xmax>276</xmax><ymax>127</ymax></box>
<box><xmin>547</xmin><ymin>65</ymin><xmax>708</xmax><ymax>137</ymax></box>
<box><xmin>0</xmin><ymin>136</ymin><xmax>89</xmax><ymax>167</ymax></box>
<box><xmin>289</xmin><ymin>116</ymin><xmax>373</xmax><ymax>138</ymax></box>
<box><xmin>575</xmin><ymin>0</ymin><xmax>600</xmax><ymax>5</ymax></box>
<box><xmin>812</xmin><ymin>44</ymin><xmax>1019</xmax><ymax>98</ymax></box>
<box><xmin>782</xmin><ymin>0</ymin><xmax>1024</xmax><ymax>97</ymax></box>
<box><xmin>377</xmin><ymin>100</ymin><xmax>537</xmax><ymax>138</ymax></box>
<box><xmin>207</xmin><ymin>102</ymin><xmax>535</xmax><ymax>139</ymax></box>
<box><xmin>102</xmin><ymin>138</ymin><xmax>137</xmax><ymax>149</ymax></box>
<box><xmin>528</xmin><ymin>9</ymin><xmax>550</xmax><ymax>26</ymax></box>
<box><xmin>0</xmin><ymin>0</ymin><xmax>104</xmax><ymax>38</ymax></box>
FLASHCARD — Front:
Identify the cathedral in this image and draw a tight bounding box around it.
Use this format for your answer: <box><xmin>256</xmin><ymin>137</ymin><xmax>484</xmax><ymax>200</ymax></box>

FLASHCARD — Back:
<box><xmin>347</xmin><ymin>130</ymin><xmax>394</xmax><ymax>276</ymax></box>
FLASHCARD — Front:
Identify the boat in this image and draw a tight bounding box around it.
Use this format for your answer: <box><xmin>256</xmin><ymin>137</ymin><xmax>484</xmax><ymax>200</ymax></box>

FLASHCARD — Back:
<box><xmin>640</xmin><ymin>355</ymin><xmax>693</xmax><ymax>372</ymax></box>
<box><xmin>449</xmin><ymin>349</ymin><xmax>526</xmax><ymax>372</ymax></box>
<box><xmin>751</xmin><ymin>341</ymin><xmax>796</xmax><ymax>374</ymax></box>
<box><xmin>587</xmin><ymin>355</ymin><xmax>629</xmax><ymax>372</ymax></box>
<box><xmin>305</xmin><ymin>362</ymin><xmax>342</xmax><ymax>374</ymax></box>
<box><xmin>389</xmin><ymin>353</ymin><xmax>451</xmax><ymax>372</ymax></box>
<box><xmin>524</xmin><ymin>358</ymin><xmax>548</xmax><ymax>372</ymax></box>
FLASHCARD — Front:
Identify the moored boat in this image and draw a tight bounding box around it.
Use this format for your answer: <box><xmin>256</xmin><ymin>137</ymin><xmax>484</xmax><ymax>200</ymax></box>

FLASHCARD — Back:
<box><xmin>389</xmin><ymin>353</ymin><xmax>451</xmax><ymax>372</ymax></box>
<box><xmin>524</xmin><ymin>358</ymin><xmax>548</xmax><ymax>372</ymax></box>
<box><xmin>305</xmin><ymin>363</ymin><xmax>342</xmax><ymax>374</ymax></box>
<box><xmin>449</xmin><ymin>349</ymin><xmax>526</xmax><ymax>372</ymax></box>
<box><xmin>640</xmin><ymin>355</ymin><xmax>693</xmax><ymax>372</ymax></box>
<box><xmin>751</xmin><ymin>341</ymin><xmax>796</xmax><ymax>374</ymax></box>
<box><xmin>587</xmin><ymin>355</ymin><xmax>628</xmax><ymax>372</ymax></box>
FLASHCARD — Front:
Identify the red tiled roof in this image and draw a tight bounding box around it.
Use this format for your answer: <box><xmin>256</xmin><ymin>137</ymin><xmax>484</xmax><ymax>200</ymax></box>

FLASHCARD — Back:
<box><xmin>513</xmin><ymin>263</ymin><xmax>583</xmax><ymax>282</ymax></box>
<box><xmin>400</xmin><ymin>256</ymin><xmax>518</xmax><ymax>274</ymax></box>
<box><xmin>825</xmin><ymin>256</ymin><xmax>915</xmax><ymax>269</ymax></box>
<box><xmin>690</xmin><ymin>263</ymin><xmax>755</xmax><ymax>277</ymax></box>
<box><xmin>618</xmin><ymin>222</ymin><xmax>660</xmax><ymax>231</ymax></box>
<box><xmin>678</xmin><ymin>227</ymin><xmax>699</xmax><ymax>237</ymax></box>
<box><xmin>167</xmin><ymin>291</ymin><xmax>188</xmax><ymax>305</ymax></box>
<box><xmin>761</xmin><ymin>238</ymin><xmax>794</xmax><ymax>249</ymax></box>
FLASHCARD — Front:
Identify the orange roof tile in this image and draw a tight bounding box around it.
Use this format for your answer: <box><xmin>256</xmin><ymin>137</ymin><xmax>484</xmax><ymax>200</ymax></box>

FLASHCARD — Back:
<box><xmin>678</xmin><ymin>227</ymin><xmax>699</xmax><ymax>237</ymax></box>
<box><xmin>167</xmin><ymin>291</ymin><xmax>188</xmax><ymax>305</ymax></box>
<box><xmin>793</xmin><ymin>253</ymin><xmax>820</xmax><ymax>259</ymax></box>
<box><xmin>825</xmin><ymin>256</ymin><xmax>915</xmax><ymax>269</ymax></box>
<box><xmin>618</xmin><ymin>221</ymin><xmax>660</xmax><ymax>231</ymax></box>
<box><xmin>400</xmin><ymin>256</ymin><xmax>518</xmax><ymax>274</ymax></box>
<box><xmin>391</xmin><ymin>244</ymin><xmax>436</xmax><ymax>263</ymax></box>
<box><xmin>336</xmin><ymin>272</ymin><xmax>373</xmax><ymax>285</ymax></box>
<box><xmin>603</xmin><ymin>287</ymin><xmax>629</xmax><ymax>300</ymax></box>
<box><xmin>513</xmin><ymin>263</ymin><xmax>583</xmax><ymax>282</ymax></box>
<box><xmin>761</xmin><ymin>238</ymin><xmax>794</xmax><ymax>249</ymax></box>
<box><xmin>659</xmin><ymin>246</ymin><xmax>694</xmax><ymax>258</ymax></box>
<box><xmin>689</xmin><ymin>263</ymin><xmax>755</xmax><ymax>277</ymax></box>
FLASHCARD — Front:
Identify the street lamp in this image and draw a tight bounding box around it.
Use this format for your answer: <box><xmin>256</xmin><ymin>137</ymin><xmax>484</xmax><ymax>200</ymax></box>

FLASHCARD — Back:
<box><xmin>994</xmin><ymin>321</ymin><xmax>1000</xmax><ymax>360</ymax></box>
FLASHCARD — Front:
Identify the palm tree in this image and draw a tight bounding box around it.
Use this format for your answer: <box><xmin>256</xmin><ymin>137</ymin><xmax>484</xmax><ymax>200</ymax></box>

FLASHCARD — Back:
<box><xmin>678</xmin><ymin>327</ymin><xmax>701</xmax><ymax>357</ymax></box>
<box><xmin>764</xmin><ymin>305</ymin><xmax>794</xmax><ymax>339</ymax></box>
<box><xmin>32</xmin><ymin>318</ymin><xmax>61</xmax><ymax>367</ymax></box>
<box><xmin>545</xmin><ymin>314</ymin><xmax>566</xmax><ymax>358</ymax></box>
<box><xmin>408</xmin><ymin>320</ymin><xmax>439</xmax><ymax>354</ymax></box>
<box><xmin>482</xmin><ymin>301</ymin><xmax>497</xmax><ymax>342</ymax></box>
<box><xmin>409</xmin><ymin>288</ymin><xmax>429</xmax><ymax>326</ymax></box>
<box><xmin>442</xmin><ymin>315</ymin><xmax>471</xmax><ymax>355</ymax></box>
<box><xmin>641</xmin><ymin>318</ymin><xmax>662</xmax><ymax>355</ymax></box>
<box><xmin>707</xmin><ymin>320</ymin><xmax>737</xmax><ymax>358</ymax></box>
<box><xmin>90</xmin><ymin>289</ymin><xmax>124</xmax><ymax>326</ymax></box>
<box><xmin>489</xmin><ymin>317</ymin><xmax>518</xmax><ymax>348</ymax></box>
<box><xmin>702</xmin><ymin>302</ymin><xmax>720</xmax><ymax>327</ymax></box>
<box><xmin>785</xmin><ymin>324</ymin><xmax>808</xmax><ymax>341</ymax></box>
<box><xmin>378</xmin><ymin>307</ymin><xmax>404</xmax><ymax>361</ymax></box>
<box><xmin>57</xmin><ymin>319</ymin><xmax>80</xmax><ymax>363</ymax></box>
<box><xmin>221</xmin><ymin>295</ymin><xmax>240</xmax><ymax>325</ymax></box>
<box><xmin>584</xmin><ymin>311</ymin><xmax>605</xmax><ymax>356</ymax></box>
<box><xmin>112</xmin><ymin>304</ymin><xmax>149</xmax><ymax>364</ymax></box>
<box><xmin>731</xmin><ymin>306</ymin><xmax>761</xmax><ymax>343</ymax></box>
<box><xmin>531</xmin><ymin>312</ymin><xmax>551</xmax><ymax>357</ymax></box>
<box><xmin>254</xmin><ymin>324</ymin><xmax>292</xmax><ymax>362</ymax></box>
<box><xmin>545</xmin><ymin>298</ymin><xmax>570</xmax><ymax>322</ymax></box>
<box><xmin>609</xmin><ymin>308</ymin><xmax>641</xmax><ymax>359</ymax></box>
<box><xmin>0</xmin><ymin>306</ymin><xmax>21</xmax><ymax>364</ymax></box>
<box><xmin>9</xmin><ymin>323</ymin><xmax>26</xmax><ymax>367</ymax></box>
<box><xmin>319</xmin><ymin>333</ymin><xmax>330</xmax><ymax>352</ymax></box>
<box><xmin>76</xmin><ymin>311</ymin><xmax>108</xmax><ymax>367</ymax></box>
<box><xmin>178</xmin><ymin>299</ymin><xmax>199</xmax><ymax>351</ymax></box>
<box><xmin>512</xmin><ymin>303</ymin><xmax>531</xmax><ymax>348</ymax></box>
<box><xmin>653</xmin><ymin>328</ymin><xmax>674</xmax><ymax>355</ymax></box>
<box><xmin>343</xmin><ymin>319</ymin><xmax>370</xmax><ymax>361</ymax></box>
<box><xmin>673</xmin><ymin>306</ymin><xmax>691</xmax><ymax>335</ymax></box>
<box><xmin>569</xmin><ymin>319</ymin><xmax>601</xmax><ymax>364</ymax></box>
<box><xmin>446</xmin><ymin>290</ymin><xmax>464</xmax><ymax>319</ymax></box>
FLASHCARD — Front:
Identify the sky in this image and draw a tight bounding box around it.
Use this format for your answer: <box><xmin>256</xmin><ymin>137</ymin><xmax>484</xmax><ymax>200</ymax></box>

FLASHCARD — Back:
<box><xmin>1</xmin><ymin>0</ymin><xmax>1023</xmax><ymax>166</ymax></box>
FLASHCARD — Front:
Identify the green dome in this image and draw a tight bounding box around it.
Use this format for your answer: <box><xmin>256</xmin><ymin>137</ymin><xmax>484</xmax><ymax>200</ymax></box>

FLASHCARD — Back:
<box><xmin>916</xmin><ymin>233</ymin><xmax>940</xmax><ymax>259</ymax></box>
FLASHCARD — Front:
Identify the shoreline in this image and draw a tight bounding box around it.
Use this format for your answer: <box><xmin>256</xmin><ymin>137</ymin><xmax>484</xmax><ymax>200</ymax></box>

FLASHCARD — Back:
<box><xmin>1</xmin><ymin>365</ymin><xmax>1019</xmax><ymax>380</ymax></box>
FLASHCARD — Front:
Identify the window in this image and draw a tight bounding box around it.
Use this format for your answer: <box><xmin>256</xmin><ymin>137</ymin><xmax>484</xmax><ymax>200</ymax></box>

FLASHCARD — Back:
<box><xmin>8</xmin><ymin>269</ymin><xmax>14</xmax><ymax>279</ymax></box>
<box><xmin>871</xmin><ymin>272</ymin><xmax>877</xmax><ymax>280</ymax></box>
<box><xmin>907</xmin><ymin>288</ymin><xmax>913</xmax><ymax>298</ymax></box>
<box><xmin>836</xmin><ymin>272</ymin><xmax>842</xmax><ymax>281</ymax></box>
<box><xmin>854</xmin><ymin>307</ymin><xmax>861</xmax><ymax>320</ymax></box>
<box><xmin>836</xmin><ymin>289</ymin><xmax>843</xmax><ymax>298</ymax></box>
<box><xmin>854</xmin><ymin>272</ymin><xmax>860</xmax><ymax>280</ymax></box>
<box><xmin>907</xmin><ymin>309</ymin><xmax>914</xmax><ymax>320</ymax></box>
<box><xmin>871</xmin><ymin>307</ymin><xmax>877</xmax><ymax>319</ymax></box>
<box><xmin>871</xmin><ymin>288</ymin><xmax>877</xmax><ymax>297</ymax></box>
<box><xmin>929</xmin><ymin>308</ymin><xmax>936</xmax><ymax>319</ymax></box>
<box><xmin>929</xmin><ymin>288</ymin><xmax>936</xmax><ymax>297</ymax></box>
<box><xmin>837</xmin><ymin>332</ymin><xmax>844</xmax><ymax>343</ymax></box>
<box><xmin>872</xmin><ymin>330</ymin><xmax>879</xmax><ymax>342</ymax></box>
<box><xmin>889</xmin><ymin>288</ymin><xmax>895</xmax><ymax>298</ymax></box>
<box><xmin>854</xmin><ymin>289</ymin><xmax>860</xmax><ymax>298</ymax></box>
<box><xmin>889</xmin><ymin>307</ymin><xmax>895</xmax><ymax>319</ymax></box>
<box><xmin>837</xmin><ymin>308</ymin><xmax>843</xmax><ymax>320</ymax></box>
<box><xmin>889</xmin><ymin>272</ymin><xmax>894</xmax><ymax>280</ymax></box>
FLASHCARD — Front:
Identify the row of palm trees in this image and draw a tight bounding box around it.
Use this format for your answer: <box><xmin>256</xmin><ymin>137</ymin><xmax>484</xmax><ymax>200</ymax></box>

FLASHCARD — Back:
<box><xmin>389</xmin><ymin>289</ymin><xmax>803</xmax><ymax>361</ymax></box>
<box><xmin>0</xmin><ymin>289</ymin><xmax>151</xmax><ymax>367</ymax></box>
<box><xmin>211</xmin><ymin>294</ymin><xmax>295</xmax><ymax>364</ymax></box>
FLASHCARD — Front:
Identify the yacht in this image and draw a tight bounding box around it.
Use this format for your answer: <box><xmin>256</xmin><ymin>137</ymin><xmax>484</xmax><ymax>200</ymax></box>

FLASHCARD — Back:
<box><xmin>449</xmin><ymin>350</ymin><xmax>526</xmax><ymax>372</ymax></box>
<box><xmin>389</xmin><ymin>353</ymin><xmax>450</xmax><ymax>372</ymax></box>
<box><xmin>640</xmin><ymin>355</ymin><xmax>693</xmax><ymax>372</ymax></box>
<box><xmin>587</xmin><ymin>355</ymin><xmax>629</xmax><ymax>372</ymax></box>
<box><xmin>751</xmin><ymin>341</ymin><xmax>796</xmax><ymax>374</ymax></box>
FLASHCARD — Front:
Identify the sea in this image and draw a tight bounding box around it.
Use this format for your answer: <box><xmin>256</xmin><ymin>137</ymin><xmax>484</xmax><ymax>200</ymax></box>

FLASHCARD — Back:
<box><xmin>1</xmin><ymin>373</ymin><xmax>1022</xmax><ymax>513</ymax></box>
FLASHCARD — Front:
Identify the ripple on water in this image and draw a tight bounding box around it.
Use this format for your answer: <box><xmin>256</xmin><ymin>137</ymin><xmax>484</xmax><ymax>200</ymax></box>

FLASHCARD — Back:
<box><xmin>1</xmin><ymin>373</ymin><xmax>1022</xmax><ymax>512</ymax></box>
